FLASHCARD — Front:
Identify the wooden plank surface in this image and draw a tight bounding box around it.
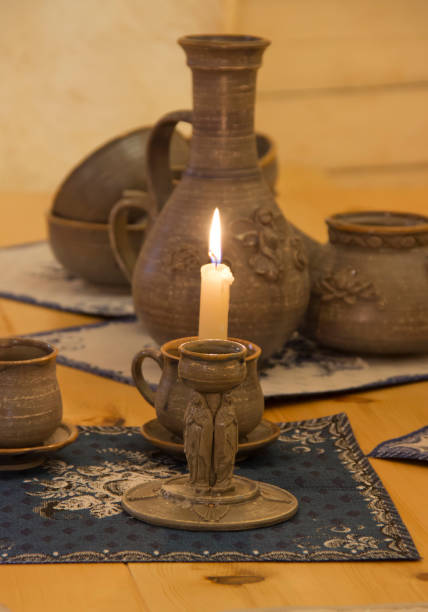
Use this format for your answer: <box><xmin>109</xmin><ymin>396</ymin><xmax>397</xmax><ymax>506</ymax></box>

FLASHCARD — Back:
<box><xmin>0</xmin><ymin>179</ymin><xmax>427</xmax><ymax>611</ymax></box>
<box><xmin>233</xmin><ymin>0</ymin><xmax>428</xmax><ymax>186</ymax></box>
<box><xmin>0</xmin><ymin>565</ymin><xmax>147</xmax><ymax>612</ymax></box>
<box><xmin>235</xmin><ymin>0</ymin><xmax>428</xmax><ymax>91</ymax></box>
<box><xmin>275</xmin><ymin>164</ymin><xmax>428</xmax><ymax>243</ymax></box>
<box><xmin>256</xmin><ymin>88</ymin><xmax>428</xmax><ymax>169</ymax></box>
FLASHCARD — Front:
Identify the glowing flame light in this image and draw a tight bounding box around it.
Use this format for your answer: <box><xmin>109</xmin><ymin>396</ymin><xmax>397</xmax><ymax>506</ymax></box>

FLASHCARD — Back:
<box><xmin>209</xmin><ymin>208</ymin><xmax>222</xmax><ymax>265</ymax></box>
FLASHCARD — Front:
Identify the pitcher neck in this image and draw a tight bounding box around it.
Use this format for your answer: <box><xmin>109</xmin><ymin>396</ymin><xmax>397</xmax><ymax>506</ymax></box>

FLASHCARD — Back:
<box><xmin>179</xmin><ymin>35</ymin><xmax>270</xmax><ymax>174</ymax></box>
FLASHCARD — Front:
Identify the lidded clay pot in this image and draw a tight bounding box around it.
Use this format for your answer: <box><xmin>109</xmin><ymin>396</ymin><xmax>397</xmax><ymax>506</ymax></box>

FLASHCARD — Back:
<box><xmin>111</xmin><ymin>35</ymin><xmax>310</xmax><ymax>359</ymax></box>
<box><xmin>306</xmin><ymin>211</ymin><xmax>428</xmax><ymax>354</ymax></box>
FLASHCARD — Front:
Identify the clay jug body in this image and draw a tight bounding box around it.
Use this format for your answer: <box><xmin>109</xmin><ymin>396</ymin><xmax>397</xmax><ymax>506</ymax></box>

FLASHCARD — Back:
<box><xmin>306</xmin><ymin>211</ymin><xmax>428</xmax><ymax>354</ymax></box>
<box><xmin>114</xmin><ymin>35</ymin><xmax>310</xmax><ymax>359</ymax></box>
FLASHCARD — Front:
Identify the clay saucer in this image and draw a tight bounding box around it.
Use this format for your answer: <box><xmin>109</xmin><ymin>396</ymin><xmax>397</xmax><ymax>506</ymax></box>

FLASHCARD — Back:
<box><xmin>0</xmin><ymin>423</ymin><xmax>79</xmax><ymax>471</ymax></box>
<box><xmin>141</xmin><ymin>418</ymin><xmax>280</xmax><ymax>461</ymax></box>
<box><xmin>0</xmin><ymin>454</ymin><xmax>46</xmax><ymax>471</ymax></box>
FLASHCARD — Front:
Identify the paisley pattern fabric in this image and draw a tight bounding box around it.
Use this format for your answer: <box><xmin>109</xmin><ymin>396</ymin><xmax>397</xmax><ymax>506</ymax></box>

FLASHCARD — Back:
<box><xmin>369</xmin><ymin>425</ymin><xmax>428</xmax><ymax>461</ymax></box>
<box><xmin>0</xmin><ymin>414</ymin><xmax>418</xmax><ymax>564</ymax></box>
<box><xmin>30</xmin><ymin>319</ymin><xmax>428</xmax><ymax>397</ymax></box>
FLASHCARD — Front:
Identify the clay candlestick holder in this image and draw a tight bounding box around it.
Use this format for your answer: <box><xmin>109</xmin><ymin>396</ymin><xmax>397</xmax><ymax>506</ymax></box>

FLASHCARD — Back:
<box><xmin>122</xmin><ymin>339</ymin><xmax>298</xmax><ymax>531</ymax></box>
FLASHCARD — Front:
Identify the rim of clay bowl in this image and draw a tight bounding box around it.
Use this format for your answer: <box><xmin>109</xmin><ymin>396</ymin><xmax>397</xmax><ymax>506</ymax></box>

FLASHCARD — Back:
<box><xmin>0</xmin><ymin>337</ymin><xmax>58</xmax><ymax>365</ymax></box>
<box><xmin>52</xmin><ymin>126</ymin><xmax>272</xmax><ymax>220</ymax></box>
<box><xmin>47</xmin><ymin>211</ymin><xmax>148</xmax><ymax>232</ymax></box>
<box><xmin>51</xmin><ymin>125</ymin><xmax>189</xmax><ymax>223</ymax></box>
<box><xmin>161</xmin><ymin>337</ymin><xmax>261</xmax><ymax>362</ymax></box>
<box><xmin>256</xmin><ymin>133</ymin><xmax>276</xmax><ymax>170</ymax></box>
<box><xmin>179</xmin><ymin>34</ymin><xmax>270</xmax><ymax>48</ymax></box>
<box><xmin>179</xmin><ymin>339</ymin><xmax>247</xmax><ymax>361</ymax></box>
<box><xmin>327</xmin><ymin>211</ymin><xmax>428</xmax><ymax>235</ymax></box>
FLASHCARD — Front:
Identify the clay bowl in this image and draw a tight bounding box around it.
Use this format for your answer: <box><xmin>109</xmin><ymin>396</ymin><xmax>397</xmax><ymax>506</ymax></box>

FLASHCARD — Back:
<box><xmin>47</xmin><ymin>212</ymin><xmax>146</xmax><ymax>286</ymax></box>
<box><xmin>52</xmin><ymin>126</ymin><xmax>190</xmax><ymax>223</ymax></box>
<box><xmin>49</xmin><ymin>127</ymin><xmax>277</xmax><ymax>286</ymax></box>
<box><xmin>256</xmin><ymin>132</ymin><xmax>278</xmax><ymax>191</ymax></box>
<box><xmin>52</xmin><ymin>128</ymin><xmax>277</xmax><ymax>224</ymax></box>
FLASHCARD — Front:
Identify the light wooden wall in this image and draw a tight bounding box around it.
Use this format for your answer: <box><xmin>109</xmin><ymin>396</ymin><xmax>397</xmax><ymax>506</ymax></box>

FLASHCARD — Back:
<box><xmin>232</xmin><ymin>0</ymin><xmax>428</xmax><ymax>188</ymax></box>
<box><xmin>2</xmin><ymin>0</ymin><xmax>428</xmax><ymax>191</ymax></box>
<box><xmin>0</xmin><ymin>0</ymin><xmax>228</xmax><ymax>191</ymax></box>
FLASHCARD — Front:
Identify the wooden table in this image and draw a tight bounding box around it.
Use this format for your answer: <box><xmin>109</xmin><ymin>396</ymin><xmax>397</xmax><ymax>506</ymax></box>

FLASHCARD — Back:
<box><xmin>0</xmin><ymin>174</ymin><xmax>427</xmax><ymax>612</ymax></box>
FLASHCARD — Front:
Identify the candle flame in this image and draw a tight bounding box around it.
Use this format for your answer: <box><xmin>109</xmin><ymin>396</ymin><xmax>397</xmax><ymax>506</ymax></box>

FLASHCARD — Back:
<box><xmin>209</xmin><ymin>208</ymin><xmax>221</xmax><ymax>265</ymax></box>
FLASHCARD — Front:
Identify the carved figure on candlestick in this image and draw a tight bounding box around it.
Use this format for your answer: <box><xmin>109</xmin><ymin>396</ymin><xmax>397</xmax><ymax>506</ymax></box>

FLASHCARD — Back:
<box><xmin>184</xmin><ymin>390</ymin><xmax>212</xmax><ymax>491</ymax></box>
<box><xmin>184</xmin><ymin>389</ymin><xmax>238</xmax><ymax>493</ymax></box>
<box><xmin>212</xmin><ymin>392</ymin><xmax>238</xmax><ymax>491</ymax></box>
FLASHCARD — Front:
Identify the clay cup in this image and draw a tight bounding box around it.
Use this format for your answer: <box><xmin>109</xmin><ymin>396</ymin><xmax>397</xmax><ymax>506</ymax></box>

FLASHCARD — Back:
<box><xmin>178</xmin><ymin>339</ymin><xmax>247</xmax><ymax>393</ymax></box>
<box><xmin>132</xmin><ymin>337</ymin><xmax>264</xmax><ymax>439</ymax></box>
<box><xmin>0</xmin><ymin>337</ymin><xmax>62</xmax><ymax>448</ymax></box>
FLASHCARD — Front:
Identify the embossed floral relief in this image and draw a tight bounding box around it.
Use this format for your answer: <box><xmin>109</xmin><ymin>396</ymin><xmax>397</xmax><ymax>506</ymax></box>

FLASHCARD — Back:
<box><xmin>329</xmin><ymin>228</ymin><xmax>428</xmax><ymax>249</ymax></box>
<box><xmin>168</xmin><ymin>243</ymin><xmax>201</xmax><ymax>274</ymax></box>
<box><xmin>313</xmin><ymin>267</ymin><xmax>381</xmax><ymax>305</ymax></box>
<box><xmin>231</xmin><ymin>206</ymin><xmax>285</xmax><ymax>281</ymax></box>
<box><xmin>290</xmin><ymin>236</ymin><xmax>308</xmax><ymax>272</ymax></box>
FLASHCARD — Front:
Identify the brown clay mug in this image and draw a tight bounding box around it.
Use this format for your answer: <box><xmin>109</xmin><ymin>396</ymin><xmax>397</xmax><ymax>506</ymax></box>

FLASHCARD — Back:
<box><xmin>132</xmin><ymin>337</ymin><xmax>264</xmax><ymax>439</ymax></box>
<box><xmin>0</xmin><ymin>337</ymin><xmax>62</xmax><ymax>448</ymax></box>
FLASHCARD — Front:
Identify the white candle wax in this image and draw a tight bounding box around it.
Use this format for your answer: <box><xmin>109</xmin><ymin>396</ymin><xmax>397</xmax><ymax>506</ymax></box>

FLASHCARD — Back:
<box><xmin>198</xmin><ymin>208</ymin><xmax>234</xmax><ymax>339</ymax></box>
<box><xmin>198</xmin><ymin>262</ymin><xmax>234</xmax><ymax>339</ymax></box>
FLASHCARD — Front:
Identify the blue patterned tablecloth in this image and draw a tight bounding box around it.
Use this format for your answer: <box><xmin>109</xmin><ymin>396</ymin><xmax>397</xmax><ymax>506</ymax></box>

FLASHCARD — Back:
<box><xmin>0</xmin><ymin>414</ymin><xmax>418</xmax><ymax>564</ymax></box>
<box><xmin>0</xmin><ymin>242</ymin><xmax>133</xmax><ymax>317</ymax></box>
<box><xmin>30</xmin><ymin>319</ymin><xmax>428</xmax><ymax>398</ymax></box>
<box><xmin>369</xmin><ymin>425</ymin><xmax>428</xmax><ymax>461</ymax></box>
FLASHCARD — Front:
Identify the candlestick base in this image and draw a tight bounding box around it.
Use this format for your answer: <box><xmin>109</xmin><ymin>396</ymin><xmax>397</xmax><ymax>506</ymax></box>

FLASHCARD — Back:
<box><xmin>122</xmin><ymin>474</ymin><xmax>298</xmax><ymax>531</ymax></box>
<box><xmin>123</xmin><ymin>338</ymin><xmax>299</xmax><ymax>531</ymax></box>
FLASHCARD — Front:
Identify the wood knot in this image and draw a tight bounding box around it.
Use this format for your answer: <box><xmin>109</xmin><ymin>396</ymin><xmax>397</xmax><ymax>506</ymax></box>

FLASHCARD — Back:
<box><xmin>206</xmin><ymin>575</ymin><xmax>264</xmax><ymax>586</ymax></box>
<box><xmin>416</xmin><ymin>572</ymin><xmax>428</xmax><ymax>581</ymax></box>
<box><xmin>101</xmin><ymin>416</ymin><xmax>125</xmax><ymax>426</ymax></box>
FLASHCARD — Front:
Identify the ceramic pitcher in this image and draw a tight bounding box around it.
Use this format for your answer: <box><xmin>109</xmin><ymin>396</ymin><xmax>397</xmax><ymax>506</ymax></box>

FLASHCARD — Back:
<box><xmin>110</xmin><ymin>35</ymin><xmax>310</xmax><ymax>360</ymax></box>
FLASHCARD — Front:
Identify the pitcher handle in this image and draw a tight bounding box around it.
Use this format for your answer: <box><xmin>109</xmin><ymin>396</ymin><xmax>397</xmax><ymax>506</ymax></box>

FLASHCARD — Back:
<box><xmin>145</xmin><ymin>109</ymin><xmax>193</xmax><ymax>211</ymax></box>
<box><xmin>108</xmin><ymin>189</ymin><xmax>156</xmax><ymax>282</ymax></box>
<box><xmin>132</xmin><ymin>348</ymin><xmax>164</xmax><ymax>407</ymax></box>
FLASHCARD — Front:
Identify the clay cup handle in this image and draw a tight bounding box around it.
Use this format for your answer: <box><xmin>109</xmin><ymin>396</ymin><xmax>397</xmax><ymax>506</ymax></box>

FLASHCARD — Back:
<box><xmin>109</xmin><ymin>190</ymin><xmax>156</xmax><ymax>282</ymax></box>
<box><xmin>145</xmin><ymin>109</ymin><xmax>193</xmax><ymax>211</ymax></box>
<box><xmin>132</xmin><ymin>348</ymin><xmax>164</xmax><ymax>407</ymax></box>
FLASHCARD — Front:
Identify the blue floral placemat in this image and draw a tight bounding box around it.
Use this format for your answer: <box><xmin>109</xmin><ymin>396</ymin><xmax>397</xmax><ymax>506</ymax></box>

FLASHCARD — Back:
<box><xmin>0</xmin><ymin>414</ymin><xmax>419</xmax><ymax>564</ymax></box>
<box><xmin>29</xmin><ymin>319</ymin><xmax>428</xmax><ymax>398</ymax></box>
<box><xmin>369</xmin><ymin>426</ymin><xmax>428</xmax><ymax>462</ymax></box>
<box><xmin>0</xmin><ymin>242</ymin><xmax>133</xmax><ymax>317</ymax></box>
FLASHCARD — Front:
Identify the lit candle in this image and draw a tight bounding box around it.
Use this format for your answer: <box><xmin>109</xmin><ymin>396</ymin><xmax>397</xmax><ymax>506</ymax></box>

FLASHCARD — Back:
<box><xmin>198</xmin><ymin>208</ymin><xmax>234</xmax><ymax>339</ymax></box>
